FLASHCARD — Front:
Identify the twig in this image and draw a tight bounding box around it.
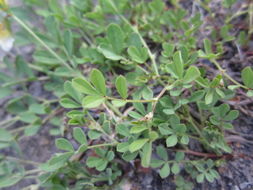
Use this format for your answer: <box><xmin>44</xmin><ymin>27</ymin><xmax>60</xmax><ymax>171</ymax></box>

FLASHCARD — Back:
<box><xmin>151</xmin><ymin>86</ymin><xmax>167</xmax><ymax>113</ymax></box>
<box><xmin>106</xmin><ymin>96</ymin><xmax>157</xmax><ymax>103</ymax></box>
<box><xmin>211</xmin><ymin>59</ymin><xmax>249</xmax><ymax>90</ymax></box>
<box><xmin>0</xmin><ymin>116</ymin><xmax>19</xmax><ymax>128</ymax></box>
<box><xmin>103</xmin><ymin>103</ymin><xmax>117</xmax><ymax>120</ymax></box>
<box><xmin>12</xmin><ymin>15</ymin><xmax>73</xmax><ymax>71</ymax></box>
<box><xmin>2</xmin><ymin>76</ymin><xmax>49</xmax><ymax>87</ymax></box>
<box><xmin>6</xmin><ymin>156</ymin><xmax>41</xmax><ymax>166</ymax></box>
<box><xmin>42</xmin><ymin>107</ymin><xmax>65</xmax><ymax>125</ymax></box>
<box><xmin>105</xmin><ymin>101</ymin><xmax>124</xmax><ymax>118</ymax></box>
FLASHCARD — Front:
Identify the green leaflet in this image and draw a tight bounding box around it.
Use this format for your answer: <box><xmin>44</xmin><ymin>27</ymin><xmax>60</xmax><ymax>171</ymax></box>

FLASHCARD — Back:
<box><xmin>82</xmin><ymin>95</ymin><xmax>105</xmax><ymax>108</ymax></box>
<box><xmin>115</xmin><ymin>75</ymin><xmax>128</xmax><ymax>99</ymax></box>
<box><xmin>90</xmin><ymin>69</ymin><xmax>106</xmax><ymax>95</ymax></box>
<box><xmin>241</xmin><ymin>67</ymin><xmax>253</xmax><ymax>89</ymax></box>
<box><xmin>183</xmin><ymin>66</ymin><xmax>200</xmax><ymax>83</ymax></box>
<box><xmin>72</xmin><ymin>78</ymin><xmax>100</xmax><ymax>95</ymax></box>
<box><xmin>129</xmin><ymin>138</ymin><xmax>149</xmax><ymax>153</ymax></box>
<box><xmin>127</xmin><ymin>46</ymin><xmax>148</xmax><ymax>63</ymax></box>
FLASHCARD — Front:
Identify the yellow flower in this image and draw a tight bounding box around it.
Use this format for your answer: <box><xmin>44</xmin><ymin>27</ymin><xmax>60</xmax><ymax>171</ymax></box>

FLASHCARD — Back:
<box><xmin>0</xmin><ymin>0</ymin><xmax>6</xmax><ymax>6</ymax></box>
<box><xmin>0</xmin><ymin>0</ymin><xmax>7</xmax><ymax>9</ymax></box>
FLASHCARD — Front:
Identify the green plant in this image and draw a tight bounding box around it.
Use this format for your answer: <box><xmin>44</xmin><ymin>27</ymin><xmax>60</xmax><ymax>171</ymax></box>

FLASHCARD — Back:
<box><xmin>1</xmin><ymin>0</ymin><xmax>253</xmax><ymax>189</ymax></box>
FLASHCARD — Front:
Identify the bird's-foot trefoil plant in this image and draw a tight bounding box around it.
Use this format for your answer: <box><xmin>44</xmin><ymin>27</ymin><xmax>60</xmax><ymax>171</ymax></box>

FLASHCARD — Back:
<box><xmin>0</xmin><ymin>0</ymin><xmax>253</xmax><ymax>189</ymax></box>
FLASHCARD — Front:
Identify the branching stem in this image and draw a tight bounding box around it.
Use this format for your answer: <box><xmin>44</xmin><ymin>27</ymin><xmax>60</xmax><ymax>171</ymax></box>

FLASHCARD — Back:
<box><xmin>6</xmin><ymin>156</ymin><xmax>41</xmax><ymax>166</ymax></box>
<box><xmin>105</xmin><ymin>96</ymin><xmax>157</xmax><ymax>103</ymax></box>
<box><xmin>87</xmin><ymin>142</ymin><xmax>118</xmax><ymax>149</ymax></box>
<box><xmin>12</xmin><ymin>15</ymin><xmax>73</xmax><ymax>71</ymax></box>
<box><xmin>211</xmin><ymin>59</ymin><xmax>248</xmax><ymax>90</ymax></box>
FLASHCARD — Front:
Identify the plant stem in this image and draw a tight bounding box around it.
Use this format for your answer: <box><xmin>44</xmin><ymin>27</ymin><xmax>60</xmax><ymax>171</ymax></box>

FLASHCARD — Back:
<box><xmin>6</xmin><ymin>156</ymin><xmax>41</xmax><ymax>166</ymax></box>
<box><xmin>2</xmin><ymin>76</ymin><xmax>49</xmax><ymax>87</ymax></box>
<box><xmin>86</xmin><ymin>111</ymin><xmax>117</xmax><ymax>142</ymax></box>
<box><xmin>187</xmin><ymin>116</ymin><xmax>204</xmax><ymax>139</ymax></box>
<box><xmin>166</xmin><ymin>160</ymin><xmax>193</xmax><ymax>164</ymax></box>
<box><xmin>21</xmin><ymin>92</ymin><xmax>57</xmax><ymax>104</ymax></box>
<box><xmin>109</xmin><ymin>0</ymin><xmax>159</xmax><ymax>76</ymax></box>
<box><xmin>176</xmin><ymin>149</ymin><xmax>225</xmax><ymax>158</ymax></box>
<box><xmin>87</xmin><ymin>142</ymin><xmax>118</xmax><ymax>149</ymax></box>
<box><xmin>105</xmin><ymin>96</ymin><xmax>157</xmax><ymax>103</ymax></box>
<box><xmin>249</xmin><ymin>3</ymin><xmax>253</xmax><ymax>35</ymax></box>
<box><xmin>225</xmin><ymin>10</ymin><xmax>248</xmax><ymax>24</ymax></box>
<box><xmin>136</xmin><ymin>64</ymin><xmax>150</xmax><ymax>75</ymax></box>
<box><xmin>183</xmin><ymin>105</ymin><xmax>206</xmax><ymax>141</ymax></box>
<box><xmin>211</xmin><ymin>59</ymin><xmax>249</xmax><ymax>90</ymax></box>
<box><xmin>12</xmin><ymin>15</ymin><xmax>73</xmax><ymax>71</ymax></box>
<box><xmin>9</xmin><ymin>126</ymin><xmax>27</xmax><ymax>134</ymax></box>
<box><xmin>0</xmin><ymin>116</ymin><xmax>19</xmax><ymax>127</ymax></box>
<box><xmin>23</xmin><ymin>175</ymin><xmax>38</xmax><ymax>179</ymax></box>
<box><xmin>44</xmin><ymin>99</ymin><xmax>59</xmax><ymax>104</ymax></box>
<box><xmin>25</xmin><ymin>168</ymin><xmax>42</xmax><ymax>175</ymax></box>
<box><xmin>188</xmin><ymin>135</ymin><xmax>202</xmax><ymax>141</ymax></box>
<box><xmin>105</xmin><ymin>101</ymin><xmax>123</xmax><ymax>117</ymax></box>
<box><xmin>197</xmin><ymin>102</ymin><xmax>204</xmax><ymax>126</ymax></box>
<box><xmin>79</xmin><ymin>28</ymin><xmax>94</xmax><ymax>46</ymax></box>
<box><xmin>152</xmin><ymin>86</ymin><xmax>167</xmax><ymax>112</ymax></box>
<box><xmin>41</xmin><ymin>107</ymin><xmax>64</xmax><ymax>124</ymax></box>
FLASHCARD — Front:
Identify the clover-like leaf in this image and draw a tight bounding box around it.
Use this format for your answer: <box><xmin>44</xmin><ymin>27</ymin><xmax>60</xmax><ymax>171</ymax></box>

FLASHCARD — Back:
<box><xmin>203</xmin><ymin>38</ymin><xmax>212</xmax><ymax>54</ymax></box>
<box><xmin>205</xmin><ymin>172</ymin><xmax>214</xmax><ymax>182</ymax></box>
<box><xmin>129</xmin><ymin>138</ymin><xmax>149</xmax><ymax>152</ymax></box>
<box><xmin>60</xmin><ymin>98</ymin><xmax>80</xmax><ymax>108</ymax></box>
<box><xmin>86</xmin><ymin>157</ymin><xmax>108</xmax><ymax>171</ymax></box>
<box><xmin>205</xmin><ymin>89</ymin><xmax>214</xmax><ymax>105</ymax></box>
<box><xmin>72</xmin><ymin>78</ymin><xmax>99</xmax><ymax>95</ymax></box>
<box><xmin>141</xmin><ymin>142</ymin><xmax>152</xmax><ymax>167</ymax></box>
<box><xmin>73</xmin><ymin>127</ymin><xmax>87</xmax><ymax>145</ymax></box>
<box><xmin>63</xmin><ymin>30</ymin><xmax>73</xmax><ymax>56</ymax></box>
<box><xmin>172</xmin><ymin>51</ymin><xmax>184</xmax><ymax>79</ymax></box>
<box><xmin>180</xmin><ymin>135</ymin><xmax>189</xmax><ymax>145</ymax></box>
<box><xmin>241</xmin><ymin>66</ymin><xmax>253</xmax><ymax>89</ymax></box>
<box><xmin>82</xmin><ymin>95</ymin><xmax>104</xmax><ymax>108</ymax></box>
<box><xmin>106</xmin><ymin>23</ymin><xmax>125</xmax><ymax>54</ymax></box>
<box><xmin>98</xmin><ymin>43</ymin><xmax>124</xmax><ymax>61</ymax></box>
<box><xmin>117</xmin><ymin>142</ymin><xmax>129</xmax><ymax>153</ymax></box>
<box><xmin>183</xmin><ymin>66</ymin><xmax>200</xmax><ymax>83</ymax></box>
<box><xmin>247</xmin><ymin>90</ymin><xmax>253</xmax><ymax>97</ymax></box>
<box><xmin>156</xmin><ymin>145</ymin><xmax>168</xmax><ymax>161</ymax></box>
<box><xmin>159</xmin><ymin>163</ymin><xmax>170</xmax><ymax>178</ymax></box>
<box><xmin>88</xmin><ymin>130</ymin><xmax>102</xmax><ymax>139</ymax></box>
<box><xmin>130</xmin><ymin>125</ymin><xmax>148</xmax><ymax>134</ymax></box>
<box><xmin>166</xmin><ymin>135</ymin><xmax>178</xmax><ymax>147</ymax></box>
<box><xmin>127</xmin><ymin>46</ymin><xmax>148</xmax><ymax>63</ymax></box>
<box><xmin>55</xmin><ymin>138</ymin><xmax>74</xmax><ymax>152</ymax></box>
<box><xmin>212</xmin><ymin>104</ymin><xmax>230</xmax><ymax>117</ymax></box>
<box><xmin>90</xmin><ymin>69</ymin><xmax>106</xmax><ymax>95</ymax></box>
<box><xmin>171</xmin><ymin>163</ymin><xmax>180</xmax><ymax>174</ymax></box>
<box><xmin>162</xmin><ymin>43</ymin><xmax>175</xmax><ymax>57</ymax></box>
<box><xmin>64</xmin><ymin>81</ymin><xmax>82</xmax><ymax>102</ymax></box>
<box><xmin>224</xmin><ymin>110</ymin><xmax>239</xmax><ymax>121</ymax></box>
<box><xmin>196</xmin><ymin>173</ymin><xmax>204</xmax><ymax>183</ymax></box>
<box><xmin>115</xmin><ymin>75</ymin><xmax>128</xmax><ymax>99</ymax></box>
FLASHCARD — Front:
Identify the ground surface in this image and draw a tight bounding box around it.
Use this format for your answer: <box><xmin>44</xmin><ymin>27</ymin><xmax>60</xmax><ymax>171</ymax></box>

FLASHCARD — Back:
<box><xmin>1</xmin><ymin>0</ymin><xmax>253</xmax><ymax>190</ymax></box>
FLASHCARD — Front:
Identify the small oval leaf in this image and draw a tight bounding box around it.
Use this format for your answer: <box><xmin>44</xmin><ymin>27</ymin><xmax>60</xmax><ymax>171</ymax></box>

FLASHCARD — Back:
<box><xmin>55</xmin><ymin>138</ymin><xmax>74</xmax><ymax>152</ymax></box>
<box><xmin>115</xmin><ymin>75</ymin><xmax>128</xmax><ymax>99</ymax></box>
<box><xmin>129</xmin><ymin>138</ymin><xmax>149</xmax><ymax>153</ymax></box>
<box><xmin>90</xmin><ymin>69</ymin><xmax>106</xmax><ymax>95</ymax></box>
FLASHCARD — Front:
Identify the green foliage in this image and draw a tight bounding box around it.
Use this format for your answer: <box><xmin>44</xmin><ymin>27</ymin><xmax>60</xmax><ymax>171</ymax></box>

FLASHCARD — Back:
<box><xmin>115</xmin><ymin>75</ymin><xmax>128</xmax><ymax>99</ymax></box>
<box><xmin>241</xmin><ymin>67</ymin><xmax>253</xmax><ymax>89</ymax></box>
<box><xmin>0</xmin><ymin>0</ymin><xmax>252</xmax><ymax>189</ymax></box>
